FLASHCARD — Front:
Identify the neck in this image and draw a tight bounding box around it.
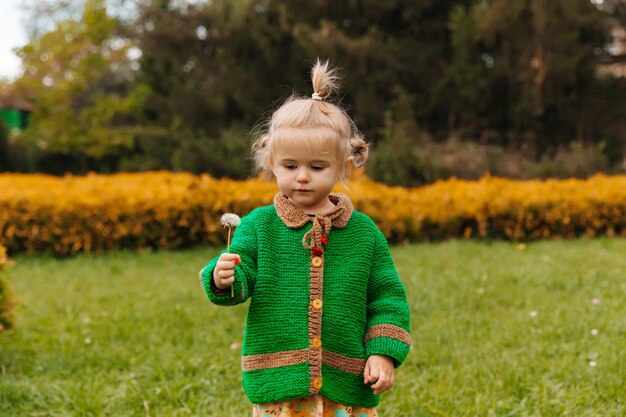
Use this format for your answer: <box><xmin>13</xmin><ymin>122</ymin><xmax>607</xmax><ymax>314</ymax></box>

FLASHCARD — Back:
<box><xmin>303</xmin><ymin>197</ymin><xmax>336</xmax><ymax>216</ymax></box>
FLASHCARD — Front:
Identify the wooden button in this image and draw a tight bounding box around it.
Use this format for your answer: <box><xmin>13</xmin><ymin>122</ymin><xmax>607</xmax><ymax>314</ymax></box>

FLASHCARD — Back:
<box><xmin>311</xmin><ymin>337</ymin><xmax>321</xmax><ymax>348</ymax></box>
<box><xmin>311</xmin><ymin>256</ymin><xmax>323</xmax><ymax>267</ymax></box>
<box><xmin>313</xmin><ymin>378</ymin><xmax>322</xmax><ymax>389</ymax></box>
<box><xmin>312</xmin><ymin>299</ymin><xmax>322</xmax><ymax>309</ymax></box>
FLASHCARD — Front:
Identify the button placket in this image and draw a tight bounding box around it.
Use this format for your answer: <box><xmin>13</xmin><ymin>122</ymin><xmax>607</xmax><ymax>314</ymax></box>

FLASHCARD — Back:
<box><xmin>309</xmin><ymin>241</ymin><xmax>325</xmax><ymax>395</ymax></box>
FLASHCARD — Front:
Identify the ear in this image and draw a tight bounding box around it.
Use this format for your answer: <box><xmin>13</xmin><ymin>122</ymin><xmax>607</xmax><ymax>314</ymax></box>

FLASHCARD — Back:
<box><xmin>344</xmin><ymin>156</ymin><xmax>354</xmax><ymax>175</ymax></box>
<box><xmin>268</xmin><ymin>156</ymin><xmax>277</xmax><ymax>176</ymax></box>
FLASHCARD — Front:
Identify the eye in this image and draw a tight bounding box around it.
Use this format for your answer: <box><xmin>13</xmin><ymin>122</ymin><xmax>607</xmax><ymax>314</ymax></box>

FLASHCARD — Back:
<box><xmin>311</xmin><ymin>165</ymin><xmax>325</xmax><ymax>171</ymax></box>
<box><xmin>283</xmin><ymin>164</ymin><xmax>297</xmax><ymax>170</ymax></box>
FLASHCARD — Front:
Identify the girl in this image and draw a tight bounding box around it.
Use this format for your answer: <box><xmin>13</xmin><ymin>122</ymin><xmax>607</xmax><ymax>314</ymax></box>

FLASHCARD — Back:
<box><xmin>199</xmin><ymin>60</ymin><xmax>411</xmax><ymax>417</ymax></box>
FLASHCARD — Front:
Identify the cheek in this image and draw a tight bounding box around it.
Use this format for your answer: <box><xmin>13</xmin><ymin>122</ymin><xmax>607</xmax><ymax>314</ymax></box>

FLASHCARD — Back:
<box><xmin>275</xmin><ymin>171</ymin><xmax>292</xmax><ymax>185</ymax></box>
<box><xmin>325</xmin><ymin>169</ymin><xmax>340</xmax><ymax>183</ymax></box>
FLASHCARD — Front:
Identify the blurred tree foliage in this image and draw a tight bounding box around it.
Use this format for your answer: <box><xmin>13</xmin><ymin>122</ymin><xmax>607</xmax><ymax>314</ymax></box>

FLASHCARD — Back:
<box><xmin>6</xmin><ymin>0</ymin><xmax>626</xmax><ymax>183</ymax></box>
<box><xmin>15</xmin><ymin>0</ymin><xmax>148</xmax><ymax>173</ymax></box>
<box><xmin>0</xmin><ymin>120</ymin><xmax>9</xmax><ymax>170</ymax></box>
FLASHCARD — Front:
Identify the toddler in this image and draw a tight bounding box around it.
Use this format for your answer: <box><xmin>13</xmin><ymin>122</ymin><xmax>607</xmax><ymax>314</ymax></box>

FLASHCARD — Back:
<box><xmin>200</xmin><ymin>60</ymin><xmax>411</xmax><ymax>417</ymax></box>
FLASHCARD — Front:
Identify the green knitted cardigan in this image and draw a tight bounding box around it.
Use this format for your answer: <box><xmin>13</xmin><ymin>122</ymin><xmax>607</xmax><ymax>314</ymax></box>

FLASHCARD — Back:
<box><xmin>200</xmin><ymin>193</ymin><xmax>411</xmax><ymax>407</ymax></box>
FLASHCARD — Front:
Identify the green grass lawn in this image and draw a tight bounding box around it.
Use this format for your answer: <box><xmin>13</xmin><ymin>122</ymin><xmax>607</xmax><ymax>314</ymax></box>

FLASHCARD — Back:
<box><xmin>1</xmin><ymin>239</ymin><xmax>625</xmax><ymax>417</ymax></box>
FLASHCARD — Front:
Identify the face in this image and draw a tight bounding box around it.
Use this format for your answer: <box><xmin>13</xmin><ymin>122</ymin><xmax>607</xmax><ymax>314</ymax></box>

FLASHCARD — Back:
<box><xmin>271</xmin><ymin>139</ymin><xmax>342</xmax><ymax>215</ymax></box>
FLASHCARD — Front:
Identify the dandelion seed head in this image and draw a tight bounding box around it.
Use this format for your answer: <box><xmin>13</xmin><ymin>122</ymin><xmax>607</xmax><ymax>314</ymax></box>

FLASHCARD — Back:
<box><xmin>221</xmin><ymin>213</ymin><xmax>241</xmax><ymax>228</ymax></box>
<box><xmin>589</xmin><ymin>360</ymin><xmax>597</xmax><ymax>367</ymax></box>
<box><xmin>591</xmin><ymin>329</ymin><xmax>599</xmax><ymax>336</ymax></box>
<box><xmin>529</xmin><ymin>310</ymin><xmax>538</xmax><ymax>317</ymax></box>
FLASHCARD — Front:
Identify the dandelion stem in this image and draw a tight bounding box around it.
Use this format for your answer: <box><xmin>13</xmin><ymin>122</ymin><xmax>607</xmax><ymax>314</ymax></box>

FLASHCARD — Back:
<box><xmin>227</xmin><ymin>228</ymin><xmax>234</xmax><ymax>297</ymax></box>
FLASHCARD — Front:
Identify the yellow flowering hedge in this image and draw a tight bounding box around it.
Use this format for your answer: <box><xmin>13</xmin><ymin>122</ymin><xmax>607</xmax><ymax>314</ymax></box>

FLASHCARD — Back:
<box><xmin>1</xmin><ymin>171</ymin><xmax>625</xmax><ymax>256</ymax></box>
<box><xmin>0</xmin><ymin>244</ymin><xmax>15</xmax><ymax>332</ymax></box>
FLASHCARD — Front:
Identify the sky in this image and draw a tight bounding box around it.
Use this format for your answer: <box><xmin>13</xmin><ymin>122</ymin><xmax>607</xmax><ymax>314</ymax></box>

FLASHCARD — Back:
<box><xmin>0</xmin><ymin>0</ymin><xmax>28</xmax><ymax>81</ymax></box>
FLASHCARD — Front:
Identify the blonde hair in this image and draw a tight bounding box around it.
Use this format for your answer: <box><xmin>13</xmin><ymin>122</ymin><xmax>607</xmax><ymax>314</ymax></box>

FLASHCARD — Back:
<box><xmin>252</xmin><ymin>59</ymin><xmax>368</xmax><ymax>180</ymax></box>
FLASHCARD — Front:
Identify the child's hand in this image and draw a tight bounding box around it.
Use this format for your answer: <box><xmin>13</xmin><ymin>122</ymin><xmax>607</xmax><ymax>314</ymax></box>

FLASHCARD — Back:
<box><xmin>213</xmin><ymin>253</ymin><xmax>241</xmax><ymax>290</ymax></box>
<box><xmin>363</xmin><ymin>354</ymin><xmax>395</xmax><ymax>395</ymax></box>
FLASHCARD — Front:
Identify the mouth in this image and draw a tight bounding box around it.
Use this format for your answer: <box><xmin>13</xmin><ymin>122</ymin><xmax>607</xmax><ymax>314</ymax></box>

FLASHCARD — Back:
<box><xmin>295</xmin><ymin>189</ymin><xmax>311</xmax><ymax>193</ymax></box>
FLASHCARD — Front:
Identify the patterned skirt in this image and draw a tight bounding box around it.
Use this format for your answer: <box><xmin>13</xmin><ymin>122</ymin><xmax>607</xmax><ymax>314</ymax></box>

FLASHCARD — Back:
<box><xmin>252</xmin><ymin>394</ymin><xmax>378</xmax><ymax>417</ymax></box>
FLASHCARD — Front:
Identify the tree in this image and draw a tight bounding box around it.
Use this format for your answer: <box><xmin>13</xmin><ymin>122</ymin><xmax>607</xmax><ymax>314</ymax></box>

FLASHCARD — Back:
<box><xmin>438</xmin><ymin>3</ymin><xmax>491</xmax><ymax>134</ymax></box>
<box><xmin>134</xmin><ymin>0</ymin><xmax>473</xmax><ymax>145</ymax></box>
<box><xmin>16</xmin><ymin>0</ymin><xmax>146</xmax><ymax>172</ymax></box>
<box><xmin>0</xmin><ymin>119</ymin><xmax>8</xmax><ymax>170</ymax></box>
<box><xmin>7</xmin><ymin>0</ymin><xmax>623</xmax><ymax>179</ymax></box>
<box><xmin>476</xmin><ymin>0</ymin><xmax>609</xmax><ymax>152</ymax></box>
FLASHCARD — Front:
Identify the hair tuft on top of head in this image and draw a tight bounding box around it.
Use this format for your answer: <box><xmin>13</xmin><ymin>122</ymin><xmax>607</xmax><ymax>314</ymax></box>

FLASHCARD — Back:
<box><xmin>311</xmin><ymin>59</ymin><xmax>340</xmax><ymax>100</ymax></box>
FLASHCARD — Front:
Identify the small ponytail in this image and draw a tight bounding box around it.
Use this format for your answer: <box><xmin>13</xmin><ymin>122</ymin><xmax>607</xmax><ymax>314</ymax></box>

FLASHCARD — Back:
<box><xmin>251</xmin><ymin>133</ymin><xmax>272</xmax><ymax>177</ymax></box>
<box><xmin>350</xmin><ymin>134</ymin><xmax>369</xmax><ymax>167</ymax></box>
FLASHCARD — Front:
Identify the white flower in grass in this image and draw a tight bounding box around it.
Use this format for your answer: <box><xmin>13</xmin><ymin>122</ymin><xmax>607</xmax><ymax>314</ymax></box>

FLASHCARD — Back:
<box><xmin>591</xmin><ymin>298</ymin><xmax>601</xmax><ymax>305</ymax></box>
<box><xmin>591</xmin><ymin>329</ymin><xmax>599</xmax><ymax>336</ymax></box>
<box><xmin>84</xmin><ymin>337</ymin><xmax>92</xmax><ymax>344</ymax></box>
<box><xmin>529</xmin><ymin>310</ymin><xmax>538</xmax><ymax>317</ymax></box>
<box><xmin>589</xmin><ymin>361</ymin><xmax>597</xmax><ymax>367</ymax></box>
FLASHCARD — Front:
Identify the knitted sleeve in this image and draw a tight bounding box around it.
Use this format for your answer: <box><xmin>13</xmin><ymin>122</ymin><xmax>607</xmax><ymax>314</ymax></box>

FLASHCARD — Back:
<box><xmin>364</xmin><ymin>229</ymin><xmax>412</xmax><ymax>367</ymax></box>
<box><xmin>199</xmin><ymin>213</ymin><xmax>258</xmax><ymax>306</ymax></box>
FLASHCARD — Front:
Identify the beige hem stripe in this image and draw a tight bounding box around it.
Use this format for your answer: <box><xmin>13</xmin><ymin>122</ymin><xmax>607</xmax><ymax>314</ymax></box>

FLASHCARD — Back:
<box><xmin>322</xmin><ymin>349</ymin><xmax>367</xmax><ymax>374</ymax></box>
<box><xmin>241</xmin><ymin>348</ymin><xmax>367</xmax><ymax>375</ymax></box>
<box><xmin>364</xmin><ymin>324</ymin><xmax>412</xmax><ymax>346</ymax></box>
<box><xmin>241</xmin><ymin>349</ymin><xmax>309</xmax><ymax>371</ymax></box>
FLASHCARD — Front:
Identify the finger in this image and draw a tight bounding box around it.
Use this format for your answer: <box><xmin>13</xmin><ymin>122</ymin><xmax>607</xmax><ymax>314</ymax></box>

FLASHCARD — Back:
<box><xmin>217</xmin><ymin>276</ymin><xmax>235</xmax><ymax>289</ymax></box>
<box><xmin>220</xmin><ymin>253</ymin><xmax>241</xmax><ymax>263</ymax></box>
<box><xmin>217</xmin><ymin>260</ymin><xmax>237</xmax><ymax>270</ymax></box>
<box><xmin>372</xmin><ymin>381</ymin><xmax>390</xmax><ymax>395</ymax></box>
<box><xmin>373</xmin><ymin>385</ymin><xmax>389</xmax><ymax>395</ymax></box>
<box><xmin>368</xmin><ymin>368</ymin><xmax>379</xmax><ymax>382</ymax></box>
<box><xmin>363</xmin><ymin>362</ymin><xmax>370</xmax><ymax>384</ymax></box>
<box><xmin>218</xmin><ymin>270</ymin><xmax>235</xmax><ymax>279</ymax></box>
<box><xmin>374</xmin><ymin>370</ymin><xmax>385</xmax><ymax>386</ymax></box>
<box><xmin>217</xmin><ymin>265</ymin><xmax>235</xmax><ymax>274</ymax></box>
<box><xmin>371</xmin><ymin>371</ymin><xmax>387</xmax><ymax>393</ymax></box>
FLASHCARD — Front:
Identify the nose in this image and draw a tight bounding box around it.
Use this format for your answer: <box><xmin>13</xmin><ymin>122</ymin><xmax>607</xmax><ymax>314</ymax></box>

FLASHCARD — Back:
<box><xmin>296</xmin><ymin>167</ymin><xmax>310</xmax><ymax>183</ymax></box>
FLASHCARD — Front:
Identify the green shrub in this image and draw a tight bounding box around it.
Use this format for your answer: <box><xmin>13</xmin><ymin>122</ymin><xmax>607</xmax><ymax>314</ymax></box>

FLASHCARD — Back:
<box><xmin>0</xmin><ymin>245</ymin><xmax>15</xmax><ymax>331</ymax></box>
<box><xmin>528</xmin><ymin>141</ymin><xmax>610</xmax><ymax>179</ymax></box>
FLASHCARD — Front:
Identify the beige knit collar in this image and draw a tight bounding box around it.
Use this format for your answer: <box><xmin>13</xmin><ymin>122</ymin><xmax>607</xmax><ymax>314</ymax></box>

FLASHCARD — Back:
<box><xmin>274</xmin><ymin>192</ymin><xmax>353</xmax><ymax>249</ymax></box>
